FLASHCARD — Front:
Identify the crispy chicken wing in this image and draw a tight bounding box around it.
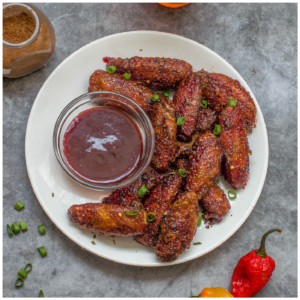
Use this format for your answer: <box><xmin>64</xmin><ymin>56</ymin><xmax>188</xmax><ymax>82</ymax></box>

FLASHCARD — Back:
<box><xmin>106</xmin><ymin>56</ymin><xmax>192</xmax><ymax>90</ymax></box>
<box><xmin>155</xmin><ymin>191</ymin><xmax>199</xmax><ymax>262</ymax></box>
<box><xmin>177</xmin><ymin>133</ymin><xmax>201</xmax><ymax>157</ymax></box>
<box><xmin>68</xmin><ymin>201</ymin><xmax>147</xmax><ymax>237</ymax></box>
<box><xmin>135</xmin><ymin>174</ymin><xmax>182</xmax><ymax>247</ymax></box>
<box><xmin>200</xmin><ymin>183</ymin><xmax>231</xmax><ymax>225</ymax></box>
<box><xmin>102</xmin><ymin>166</ymin><xmax>165</xmax><ymax>206</ymax></box>
<box><xmin>219</xmin><ymin>106</ymin><xmax>250</xmax><ymax>190</ymax></box>
<box><xmin>195</xmin><ymin>108</ymin><xmax>217</xmax><ymax>132</ymax></box>
<box><xmin>151</xmin><ymin>94</ymin><xmax>178</xmax><ymax>171</ymax></box>
<box><xmin>185</xmin><ymin>132</ymin><xmax>223</xmax><ymax>199</ymax></box>
<box><xmin>197</xmin><ymin>70</ymin><xmax>256</xmax><ymax>129</ymax></box>
<box><xmin>88</xmin><ymin>70</ymin><xmax>153</xmax><ymax>114</ymax></box>
<box><xmin>174</xmin><ymin>73</ymin><xmax>202</xmax><ymax>140</ymax></box>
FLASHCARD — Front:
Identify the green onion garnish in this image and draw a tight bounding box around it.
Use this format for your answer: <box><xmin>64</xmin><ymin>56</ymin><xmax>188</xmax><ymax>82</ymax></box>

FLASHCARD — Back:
<box><xmin>213</xmin><ymin>124</ymin><xmax>221</xmax><ymax>135</ymax></box>
<box><xmin>39</xmin><ymin>290</ymin><xmax>44</xmax><ymax>297</ymax></box>
<box><xmin>7</xmin><ymin>224</ymin><xmax>13</xmax><ymax>237</ymax></box>
<box><xmin>215</xmin><ymin>178</ymin><xmax>220</xmax><ymax>184</ymax></box>
<box><xmin>151</xmin><ymin>94</ymin><xmax>159</xmax><ymax>102</ymax></box>
<box><xmin>137</xmin><ymin>185</ymin><xmax>148</xmax><ymax>197</ymax></box>
<box><xmin>18</xmin><ymin>269</ymin><xmax>27</xmax><ymax>279</ymax></box>
<box><xmin>197</xmin><ymin>213</ymin><xmax>202</xmax><ymax>227</ymax></box>
<box><xmin>176</xmin><ymin>117</ymin><xmax>185</xmax><ymax>126</ymax></box>
<box><xmin>14</xmin><ymin>201</ymin><xmax>25</xmax><ymax>211</ymax></box>
<box><xmin>52</xmin><ymin>193</ymin><xmax>54</xmax><ymax>197</ymax></box>
<box><xmin>91</xmin><ymin>241</ymin><xmax>96</xmax><ymax>245</ymax></box>
<box><xmin>20</xmin><ymin>222</ymin><xmax>27</xmax><ymax>231</ymax></box>
<box><xmin>106</xmin><ymin>66</ymin><xmax>116</xmax><ymax>74</ymax></box>
<box><xmin>228</xmin><ymin>99</ymin><xmax>237</xmax><ymax>107</ymax></box>
<box><xmin>228</xmin><ymin>190</ymin><xmax>237</xmax><ymax>200</ymax></box>
<box><xmin>38</xmin><ymin>224</ymin><xmax>46</xmax><ymax>235</ymax></box>
<box><xmin>37</xmin><ymin>246</ymin><xmax>47</xmax><ymax>257</ymax></box>
<box><xmin>123</xmin><ymin>73</ymin><xmax>131</xmax><ymax>80</ymax></box>
<box><xmin>202</xmin><ymin>100</ymin><xmax>208</xmax><ymax>108</ymax></box>
<box><xmin>193</xmin><ymin>242</ymin><xmax>202</xmax><ymax>245</ymax></box>
<box><xmin>15</xmin><ymin>277</ymin><xmax>24</xmax><ymax>287</ymax></box>
<box><xmin>24</xmin><ymin>263</ymin><xmax>32</xmax><ymax>272</ymax></box>
<box><xmin>124</xmin><ymin>210</ymin><xmax>139</xmax><ymax>216</ymax></box>
<box><xmin>162</xmin><ymin>91</ymin><xmax>169</xmax><ymax>97</ymax></box>
<box><xmin>146</xmin><ymin>212</ymin><xmax>156</xmax><ymax>222</ymax></box>
<box><xmin>178</xmin><ymin>169</ymin><xmax>188</xmax><ymax>177</ymax></box>
<box><xmin>11</xmin><ymin>222</ymin><xmax>20</xmax><ymax>234</ymax></box>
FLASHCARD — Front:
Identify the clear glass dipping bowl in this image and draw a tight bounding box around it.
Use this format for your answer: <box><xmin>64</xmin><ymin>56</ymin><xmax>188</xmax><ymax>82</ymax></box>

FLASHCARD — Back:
<box><xmin>53</xmin><ymin>91</ymin><xmax>154</xmax><ymax>191</ymax></box>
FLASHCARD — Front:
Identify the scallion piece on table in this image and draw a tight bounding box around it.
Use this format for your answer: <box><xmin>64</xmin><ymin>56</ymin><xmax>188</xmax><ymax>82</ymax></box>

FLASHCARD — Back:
<box><xmin>14</xmin><ymin>201</ymin><xmax>25</xmax><ymax>211</ymax></box>
<box><xmin>176</xmin><ymin>117</ymin><xmax>185</xmax><ymax>126</ymax></box>
<box><xmin>20</xmin><ymin>222</ymin><xmax>27</xmax><ymax>231</ymax></box>
<box><xmin>39</xmin><ymin>290</ymin><xmax>44</xmax><ymax>297</ymax></box>
<box><xmin>146</xmin><ymin>212</ymin><xmax>156</xmax><ymax>222</ymax></box>
<box><xmin>38</xmin><ymin>224</ymin><xmax>46</xmax><ymax>234</ymax></box>
<box><xmin>123</xmin><ymin>72</ymin><xmax>131</xmax><ymax>80</ymax></box>
<box><xmin>228</xmin><ymin>99</ymin><xmax>237</xmax><ymax>107</ymax></box>
<box><xmin>106</xmin><ymin>66</ymin><xmax>116</xmax><ymax>74</ymax></box>
<box><xmin>37</xmin><ymin>246</ymin><xmax>47</xmax><ymax>257</ymax></box>
<box><xmin>213</xmin><ymin>124</ymin><xmax>221</xmax><ymax>135</ymax></box>
<box><xmin>24</xmin><ymin>263</ymin><xmax>32</xmax><ymax>272</ymax></box>
<box><xmin>124</xmin><ymin>210</ymin><xmax>139</xmax><ymax>216</ymax></box>
<box><xmin>215</xmin><ymin>178</ymin><xmax>220</xmax><ymax>184</ymax></box>
<box><xmin>137</xmin><ymin>185</ymin><xmax>148</xmax><ymax>197</ymax></box>
<box><xmin>162</xmin><ymin>91</ymin><xmax>169</xmax><ymax>97</ymax></box>
<box><xmin>193</xmin><ymin>242</ymin><xmax>202</xmax><ymax>245</ymax></box>
<box><xmin>202</xmin><ymin>100</ymin><xmax>208</xmax><ymax>108</ymax></box>
<box><xmin>178</xmin><ymin>168</ymin><xmax>188</xmax><ymax>177</ymax></box>
<box><xmin>151</xmin><ymin>94</ymin><xmax>159</xmax><ymax>102</ymax></box>
<box><xmin>11</xmin><ymin>222</ymin><xmax>20</xmax><ymax>234</ymax></box>
<box><xmin>15</xmin><ymin>277</ymin><xmax>24</xmax><ymax>287</ymax></box>
<box><xmin>197</xmin><ymin>213</ymin><xmax>202</xmax><ymax>227</ymax></box>
<box><xmin>7</xmin><ymin>224</ymin><xmax>13</xmax><ymax>237</ymax></box>
<box><xmin>18</xmin><ymin>269</ymin><xmax>27</xmax><ymax>279</ymax></box>
<box><xmin>228</xmin><ymin>190</ymin><xmax>237</xmax><ymax>200</ymax></box>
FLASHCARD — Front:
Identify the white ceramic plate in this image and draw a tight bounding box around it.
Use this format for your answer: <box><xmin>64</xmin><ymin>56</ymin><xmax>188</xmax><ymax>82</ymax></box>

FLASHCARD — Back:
<box><xmin>25</xmin><ymin>31</ymin><xmax>268</xmax><ymax>267</ymax></box>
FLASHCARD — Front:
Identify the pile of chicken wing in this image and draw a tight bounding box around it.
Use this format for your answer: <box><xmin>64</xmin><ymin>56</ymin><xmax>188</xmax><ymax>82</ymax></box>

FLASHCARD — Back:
<box><xmin>68</xmin><ymin>57</ymin><xmax>256</xmax><ymax>262</ymax></box>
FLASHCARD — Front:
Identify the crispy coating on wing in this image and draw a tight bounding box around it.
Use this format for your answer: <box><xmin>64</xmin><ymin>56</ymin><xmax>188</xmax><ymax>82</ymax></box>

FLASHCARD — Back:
<box><xmin>174</xmin><ymin>73</ymin><xmax>202</xmax><ymax>140</ymax></box>
<box><xmin>102</xmin><ymin>166</ymin><xmax>165</xmax><ymax>206</ymax></box>
<box><xmin>195</xmin><ymin>108</ymin><xmax>217</xmax><ymax>132</ymax></box>
<box><xmin>197</xmin><ymin>69</ymin><xmax>256</xmax><ymax>129</ymax></box>
<box><xmin>200</xmin><ymin>183</ymin><xmax>231</xmax><ymax>225</ymax></box>
<box><xmin>88</xmin><ymin>70</ymin><xmax>153</xmax><ymax>114</ymax></box>
<box><xmin>135</xmin><ymin>174</ymin><xmax>182</xmax><ymax>247</ymax></box>
<box><xmin>155</xmin><ymin>191</ymin><xmax>199</xmax><ymax>262</ymax></box>
<box><xmin>68</xmin><ymin>201</ymin><xmax>147</xmax><ymax>237</ymax></box>
<box><xmin>106</xmin><ymin>56</ymin><xmax>193</xmax><ymax>90</ymax></box>
<box><xmin>185</xmin><ymin>132</ymin><xmax>223</xmax><ymax>199</ymax></box>
<box><xmin>177</xmin><ymin>133</ymin><xmax>201</xmax><ymax>157</ymax></box>
<box><xmin>175</xmin><ymin>158</ymin><xmax>189</xmax><ymax>171</ymax></box>
<box><xmin>151</xmin><ymin>95</ymin><xmax>178</xmax><ymax>171</ymax></box>
<box><xmin>219</xmin><ymin>106</ymin><xmax>250</xmax><ymax>190</ymax></box>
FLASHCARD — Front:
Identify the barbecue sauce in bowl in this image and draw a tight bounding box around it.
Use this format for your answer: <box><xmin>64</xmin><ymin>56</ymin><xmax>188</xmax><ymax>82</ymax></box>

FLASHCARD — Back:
<box><xmin>63</xmin><ymin>107</ymin><xmax>142</xmax><ymax>184</ymax></box>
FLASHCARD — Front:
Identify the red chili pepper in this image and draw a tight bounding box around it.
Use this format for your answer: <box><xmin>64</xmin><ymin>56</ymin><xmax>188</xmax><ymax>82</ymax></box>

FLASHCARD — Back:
<box><xmin>231</xmin><ymin>229</ymin><xmax>282</xmax><ymax>297</ymax></box>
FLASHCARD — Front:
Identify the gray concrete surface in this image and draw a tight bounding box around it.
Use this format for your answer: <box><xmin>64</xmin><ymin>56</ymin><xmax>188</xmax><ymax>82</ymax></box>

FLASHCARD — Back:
<box><xmin>3</xmin><ymin>3</ymin><xmax>297</xmax><ymax>297</ymax></box>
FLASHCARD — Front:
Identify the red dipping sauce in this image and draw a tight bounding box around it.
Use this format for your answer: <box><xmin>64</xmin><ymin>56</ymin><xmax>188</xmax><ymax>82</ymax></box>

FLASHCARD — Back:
<box><xmin>63</xmin><ymin>107</ymin><xmax>142</xmax><ymax>184</ymax></box>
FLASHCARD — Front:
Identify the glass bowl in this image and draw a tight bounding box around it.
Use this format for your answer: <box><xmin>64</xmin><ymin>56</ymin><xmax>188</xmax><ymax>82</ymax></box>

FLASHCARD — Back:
<box><xmin>53</xmin><ymin>91</ymin><xmax>154</xmax><ymax>191</ymax></box>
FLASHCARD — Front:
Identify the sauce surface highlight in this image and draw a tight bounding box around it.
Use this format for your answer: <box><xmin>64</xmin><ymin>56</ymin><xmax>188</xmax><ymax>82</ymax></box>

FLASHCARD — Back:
<box><xmin>63</xmin><ymin>107</ymin><xmax>142</xmax><ymax>184</ymax></box>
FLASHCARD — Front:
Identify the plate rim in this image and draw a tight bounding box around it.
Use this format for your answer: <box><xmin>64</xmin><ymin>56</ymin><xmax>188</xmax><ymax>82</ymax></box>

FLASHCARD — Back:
<box><xmin>25</xmin><ymin>30</ymin><xmax>269</xmax><ymax>267</ymax></box>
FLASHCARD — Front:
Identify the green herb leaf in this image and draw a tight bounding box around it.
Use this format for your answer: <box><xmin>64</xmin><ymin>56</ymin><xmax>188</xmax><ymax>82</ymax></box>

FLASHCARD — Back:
<box><xmin>202</xmin><ymin>100</ymin><xmax>208</xmax><ymax>108</ymax></box>
<box><xmin>106</xmin><ymin>66</ymin><xmax>116</xmax><ymax>74</ymax></box>
<box><xmin>178</xmin><ymin>169</ymin><xmax>188</xmax><ymax>177</ymax></box>
<box><xmin>228</xmin><ymin>99</ymin><xmax>237</xmax><ymax>107</ymax></box>
<box><xmin>213</xmin><ymin>124</ymin><xmax>221</xmax><ymax>135</ymax></box>
<box><xmin>176</xmin><ymin>117</ymin><xmax>185</xmax><ymax>126</ymax></box>
<box><xmin>228</xmin><ymin>190</ymin><xmax>237</xmax><ymax>200</ymax></box>
<box><xmin>125</xmin><ymin>210</ymin><xmax>140</xmax><ymax>216</ymax></box>
<box><xmin>147</xmin><ymin>212</ymin><xmax>156</xmax><ymax>222</ymax></box>
<box><xmin>123</xmin><ymin>72</ymin><xmax>131</xmax><ymax>80</ymax></box>
<box><xmin>151</xmin><ymin>94</ymin><xmax>159</xmax><ymax>102</ymax></box>
<box><xmin>193</xmin><ymin>242</ymin><xmax>202</xmax><ymax>245</ymax></box>
<box><xmin>137</xmin><ymin>185</ymin><xmax>148</xmax><ymax>197</ymax></box>
<box><xmin>197</xmin><ymin>213</ymin><xmax>202</xmax><ymax>227</ymax></box>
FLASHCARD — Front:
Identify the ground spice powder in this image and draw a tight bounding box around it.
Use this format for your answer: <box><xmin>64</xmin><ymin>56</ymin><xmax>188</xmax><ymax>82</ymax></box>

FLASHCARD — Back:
<box><xmin>3</xmin><ymin>12</ymin><xmax>36</xmax><ymax>44</ymax></box>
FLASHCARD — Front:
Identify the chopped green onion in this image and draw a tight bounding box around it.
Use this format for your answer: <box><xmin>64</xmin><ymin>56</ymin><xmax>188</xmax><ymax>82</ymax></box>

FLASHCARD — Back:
<box><xmin>37</xmin><ymin>246</ymin><xmax>47</xmax><ymax>257</ymax></box>
<box><xmin>215</xmin><ymin>178</ymin><xmax>220</xmax><ymax>184</ymax></box>
<box><xmin>14</xmin><ymin>201</ymin><xmax>24</xmax><ymax>211</ymax></box>
<box><xmin>228</xmin><ymin>190</ymin><xmax>237</xmax><ymax>200</ymax></box>
<box><xmin>18</xmin><ymin>269</ymin><xmax>27</xmax><ymax>279</ymax></box>
<box><xmin>38</xmin><ymin>224</ymin><xmax>46</xmax><ymax>235</ymax></box>
<box><xmin>15</xmin><ymin>277</ymin><xmax>24</xmax><ymax>287</ymax></box>
<box><xmin>178</xmin><ymin>169</ymin><xmax>188</xmax><ymax>177</ymax></box>
<box><xmin>39</xmin><ymin>290</ymin><xmax>44</xmax><ymax>297</ymax></box>
<box><xmin>24</xmin><ymin>263</ymin><xmax>32</xmax><ymax>272</ymax></box>
<box><xmin>176</xmin><ymin>117</ymin><xmax>185</xmax><ymax>126</ymax></box>
<box><xmin>124</xmin><ymin>210</ymin><xmax>139</xmax><ymax>216</ymax></box>
<box><xmin>106</xmin><ymin>66</ymin><xmax>116</xmax><ymax>74</ymax></box>
<box><xmin>213</xmin><ymin>124</ymin><xmax>221</xmax><ymax>135</ymax></box>
<box><xmin>91</xmin><ymin>241</ymin><xmax>96</xmax><ymax>245</ymax></box>
<box><xmin>11</xmin><ymin>222</ymin><xmax>20</xmax><ymax>234</ymax></box>
<box><xmin>20</xmin><ymin>222</ymin><xmax>27</xmax><ymax>231</ymax></box>
<box><xmin>197</xmin><ymin>213</ymin><xmax>202</xmax><ymax>227</ymax></box>
<box><xmin>202</xmin><ymin>100</ymin><xmax>208</xmax><ymax>108</ymax></box>
<box><xmin>228</xmin><ymin>99</ymin><xmax>237</xmax><ymax>107</ymax></box>
<box><xmin>123</xmin><ymin>73</ymin><xmax>131</xmax><ymax>80</ymax></box>
<box><xmin>151</xmin><ymin>94</ymin><xmax>159</xmax><ymax>102</ymax></box>
<box><xmin>162</xmin><ymin>91</ymin><xmax>169</xmax><ymax>97</ymax></box>
<box><xmin>137</xmin><ymin>185</ymin><xmax>148</xmax><ymax>197</ymax></box>
<box><xmin>147</xmin><ymin>212</ymin><xmax>156</xmax><ymax>222</ymax></box>
<box><xmin>7</xmin><ymin>224</ymin><xmax>13</xmax><ymax>237</ymax></box>
<box><xmin>193</xmin><ymin>242</ymin><xmax>202</xmax><ymax>245</ymax></box>
<box><xmin>52</xmin><ymin>193</ymin><xmax>54</xmax><ymax>197</ymax></box>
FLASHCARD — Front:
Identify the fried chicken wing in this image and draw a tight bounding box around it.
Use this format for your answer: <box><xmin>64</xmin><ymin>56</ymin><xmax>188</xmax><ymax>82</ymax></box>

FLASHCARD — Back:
<box><xmin>195</xmin><ymin>108</ymin><xmax>217</xmax><ymax>132</ymax></box>
<box><xmin>106</xmin><ymin>56</ymin><xmax>192</xmax><ymax>90</ymax></box>
<box><xmin>102</xmin><ymin>166</ymin><xmax>165</xmax><ymax>206</ymax></box>
<box><xmin>88</xmin><ymin>70</ymin><xmax>153</xmax><ymax>114</ymax></box>
<box><xmin>174</xmin><ymin>73</ymin><xmax>202</xmax><ymax>140</ymax></box>
<box><xmin>68</xmin><ymin>201</ymin><xmax>147</xmax><ymax>237</ymax></box>
<box><xmin>219</xmin><ymin>106</ymin><xmax>250</xmax><ymax>190</ymax></box>
<box><xmin>177</xmin><ymin>133</ymin><xmax>201</xmax><ymax>157</ymax></box>
<box><xmin>197</xmin><ymin>70</ymin><xmax>256</xmax><ymax>129</ymax></box>
<box><xmin>200</xmin><ymin>183</ymin><xmax>231</xmax><ymax>225</ymax></box>
<box><xmin>135</xmin><ymin>174</ymin><xmax>182</xmax><ymax>247</ymax></box>
<box><xmin>185</xmin><ymin>132</ymin><xmax>223</xmax><ymax>199</ymax></box>
<box><xmin>151</xmin><ymin>94</ymin><xmax>178</xmax><ymax>171</ymax></box>
<box><xmin>155</xmin><ymin>191</ymin><xmax>199</xmax><ymax>262</ymax></box>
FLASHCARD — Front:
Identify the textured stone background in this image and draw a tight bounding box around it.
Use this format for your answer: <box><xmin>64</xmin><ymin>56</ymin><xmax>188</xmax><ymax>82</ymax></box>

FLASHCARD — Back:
<box><xmin>3</xmin><ymin>3</ymin><xmax>297</xmax><ymax>297</ymax></box>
